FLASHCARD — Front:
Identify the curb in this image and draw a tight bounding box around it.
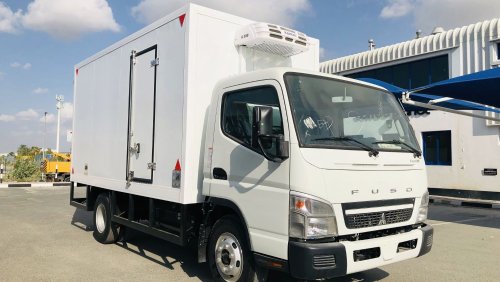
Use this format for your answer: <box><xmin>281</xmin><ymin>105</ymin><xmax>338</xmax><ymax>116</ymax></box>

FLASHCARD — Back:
<box><xmin>430</xmin><ymin>195</ymin><xmax>500</xmax><ymax>209</ymax></box>
<box><xmin>0</xmin><ymin>182</ymin><xmax>70</xmax><ymax>188</ymax></box>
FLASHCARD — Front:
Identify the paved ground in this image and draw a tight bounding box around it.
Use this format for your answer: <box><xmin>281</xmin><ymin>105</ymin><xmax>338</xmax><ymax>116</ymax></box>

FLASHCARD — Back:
<box><xmin>1</xmin><ymin>186</ymin><xmax>499</xmax><ymax>281</ymax></box>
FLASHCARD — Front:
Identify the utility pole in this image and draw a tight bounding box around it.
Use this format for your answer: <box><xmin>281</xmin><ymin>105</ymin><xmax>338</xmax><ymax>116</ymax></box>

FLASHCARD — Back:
<box><xmin>43</xmin><ymin>111</ymin><xmax>47</xmax><ymax>182</ymax></box>
<box><xmin>55</xmin><ymin>95</ymin><xmax>64</xmax><ymax>153</ymax></box>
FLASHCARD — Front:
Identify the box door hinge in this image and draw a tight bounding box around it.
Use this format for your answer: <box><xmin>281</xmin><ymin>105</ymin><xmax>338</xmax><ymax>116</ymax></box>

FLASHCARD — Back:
<box><xmin>131</xmin><ymin>50</ymin><xmax>137</xmax><ymax>65</ymax></box>
<box><xmin>147</xmin><ymin>162</ymin><xmax>156</xmax><ymax>171</ymax></box>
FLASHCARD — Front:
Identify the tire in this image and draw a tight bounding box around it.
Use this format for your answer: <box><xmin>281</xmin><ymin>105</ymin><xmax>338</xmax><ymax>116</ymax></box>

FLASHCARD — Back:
<box><xmin>93</xmin><ymin>193</ymin><xmax>120</xmax><ymax>244</ymax></box>
<box><xmin>208</xmin><ymin>215</ymin><xmax>264</xmax><ymax>282</ymax></box>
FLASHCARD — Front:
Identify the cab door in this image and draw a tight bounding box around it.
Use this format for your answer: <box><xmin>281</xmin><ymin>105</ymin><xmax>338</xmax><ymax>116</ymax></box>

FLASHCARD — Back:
<box><xmin>208</xmin><ymin>80</ymin><xmax>291</xmax><ymax>260</ymax></box>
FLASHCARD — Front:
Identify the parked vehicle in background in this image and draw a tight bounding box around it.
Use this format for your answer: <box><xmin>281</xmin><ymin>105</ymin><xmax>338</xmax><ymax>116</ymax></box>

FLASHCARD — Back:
<box><xmin>40</xmin><ymin>152</ymin><xmax>71</xmax><ymax>182</ymax></box>
<box><xmin>70</xmin><ymin>4</ymin><xmax>433</xmax><ymax>281</ymax></box>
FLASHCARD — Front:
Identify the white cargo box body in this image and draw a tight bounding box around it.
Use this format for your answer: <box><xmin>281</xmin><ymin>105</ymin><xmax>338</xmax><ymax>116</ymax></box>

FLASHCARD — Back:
<box><xmin>72</xmin><ymin>4</ymin><xmax>319</xmax><ymax>204</ymax></box>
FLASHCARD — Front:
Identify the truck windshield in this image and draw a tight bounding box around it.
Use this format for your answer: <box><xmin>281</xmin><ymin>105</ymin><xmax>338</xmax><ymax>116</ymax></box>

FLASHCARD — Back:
<box><xmin>284</xmin><ymin>73</ymin><xmax>420</xmax><ymax>153</ymax></box>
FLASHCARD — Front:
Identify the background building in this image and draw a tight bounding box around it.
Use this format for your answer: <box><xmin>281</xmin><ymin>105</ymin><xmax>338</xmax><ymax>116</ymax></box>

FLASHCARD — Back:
<box><xmin>320</xmin><ymin>18</ymin><xmax>500</xmax><ymax>199</ymax></box>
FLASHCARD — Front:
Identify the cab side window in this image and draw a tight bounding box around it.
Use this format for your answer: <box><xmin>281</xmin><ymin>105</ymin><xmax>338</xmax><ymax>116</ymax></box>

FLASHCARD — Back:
<box><xmin>222</xmin><ymin>86</ymin><xmax>283</xmax><ymax>150</ymax></box>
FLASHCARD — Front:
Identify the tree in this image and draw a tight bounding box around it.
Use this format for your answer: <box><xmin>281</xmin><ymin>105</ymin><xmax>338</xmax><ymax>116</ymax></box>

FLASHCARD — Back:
<box><xmin>10</xmin><ymin>145</ymin><xmax>42</xmax><ymax>182</ymax></box>
<box><xmin>29</xmin><ymin>146</ymin><xmax>41</xmax><ymax>158</ymax></box>
<box><xmin>17</xmin><ymin>145</ymin><xmax>30</xmax><ymax>157</ymax></box>
<box><xmin>11</xmin><ymin>158</ymin><xmax>40</xmax><ymax>182</ymax></box>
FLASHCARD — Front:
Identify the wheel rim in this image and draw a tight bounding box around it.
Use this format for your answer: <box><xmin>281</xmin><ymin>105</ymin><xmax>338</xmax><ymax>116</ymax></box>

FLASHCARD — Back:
<box><xmin>95</xmin><ymin>203</ymin><xmax>106</xmax><ymax>233</ymax></box>
<box><xmin>215</xmin><ymin>232</ymin><xmax>244</xmax><ymax>282</ymax></box>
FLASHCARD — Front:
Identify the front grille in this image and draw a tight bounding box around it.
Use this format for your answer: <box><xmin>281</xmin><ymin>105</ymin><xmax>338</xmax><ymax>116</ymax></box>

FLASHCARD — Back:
<box><xmin>313</xmin><ymin>254</ymin><xmax>336</xmax><ymax>268</ymax></box>
<box><xmin>345</xmin><ymin>208</ymin><xmax>413</xmax><ymax>229</ymax></box>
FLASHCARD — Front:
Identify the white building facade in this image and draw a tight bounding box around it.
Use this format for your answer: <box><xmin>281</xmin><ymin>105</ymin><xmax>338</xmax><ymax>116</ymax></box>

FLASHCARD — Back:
<box><xmin>320</xmin><ymin>19</ymin><xmax>500</xmax><ymax>199</ymax></box>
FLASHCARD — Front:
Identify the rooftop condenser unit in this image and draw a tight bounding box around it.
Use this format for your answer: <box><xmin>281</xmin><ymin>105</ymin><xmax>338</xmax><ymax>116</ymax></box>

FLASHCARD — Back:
<box><xmin>235</xmin><ymin>22</ymin><xmax>310</xmax><ymax>57</ymax></box>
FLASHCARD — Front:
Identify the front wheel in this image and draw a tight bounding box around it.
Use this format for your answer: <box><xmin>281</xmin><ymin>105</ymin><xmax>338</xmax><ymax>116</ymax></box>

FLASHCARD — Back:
<box><xmin>208</xmin><ymin>216</ymin><xmax>263</xmax><ymax>282</ymax></box>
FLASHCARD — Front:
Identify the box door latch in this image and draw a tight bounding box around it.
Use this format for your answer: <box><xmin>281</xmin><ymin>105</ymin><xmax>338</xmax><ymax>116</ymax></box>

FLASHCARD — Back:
<box><xmin>150</xmin><ymin>58</ymin><xmax>159</xmax><ymax>67</ymax></box>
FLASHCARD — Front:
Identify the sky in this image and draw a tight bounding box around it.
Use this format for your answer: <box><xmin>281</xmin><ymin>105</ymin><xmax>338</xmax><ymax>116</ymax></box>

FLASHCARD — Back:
<box><xmin>1</xmin><ymin>0</ymin><xmax>499</xmax><ymax>154</ymax></box>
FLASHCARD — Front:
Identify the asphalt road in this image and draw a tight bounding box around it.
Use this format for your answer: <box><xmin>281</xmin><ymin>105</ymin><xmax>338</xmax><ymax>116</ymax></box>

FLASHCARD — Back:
<box><xmin>1</xmin><ymin>186</ymin><xmax>500</xmax><ymax>281</ymax></box>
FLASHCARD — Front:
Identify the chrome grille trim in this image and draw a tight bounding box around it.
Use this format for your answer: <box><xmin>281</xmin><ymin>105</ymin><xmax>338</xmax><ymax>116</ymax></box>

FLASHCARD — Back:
<box><xmin>344</xmin><ymin>208</ymin><xmax>413</xmax><ymax>229</ymax></box>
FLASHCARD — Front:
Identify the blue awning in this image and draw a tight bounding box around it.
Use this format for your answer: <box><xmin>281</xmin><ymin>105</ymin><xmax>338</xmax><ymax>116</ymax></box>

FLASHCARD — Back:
<box><xmin>415</xmin><ymin>67</ymin><xmax>500</xmax><ymax>108</ymax></box>
<box><xmin>358</xmin><ymin>76</ymin><xmax>500</xmax><ymax>114</ymax></box>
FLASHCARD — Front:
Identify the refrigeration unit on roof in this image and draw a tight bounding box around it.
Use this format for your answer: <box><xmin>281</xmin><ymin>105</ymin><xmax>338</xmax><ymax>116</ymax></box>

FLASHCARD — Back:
<box><xmin>234</xmin><ymin>22</ymin><xmax>310</xmax><ymax>57</ymax></box>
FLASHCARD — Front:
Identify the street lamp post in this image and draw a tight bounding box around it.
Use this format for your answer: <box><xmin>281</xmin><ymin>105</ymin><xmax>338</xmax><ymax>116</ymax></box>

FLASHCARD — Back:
<box><xmin>55</xmin><ymin>95</ymin><xmax>64</xmax><ymax>153</ymax></box>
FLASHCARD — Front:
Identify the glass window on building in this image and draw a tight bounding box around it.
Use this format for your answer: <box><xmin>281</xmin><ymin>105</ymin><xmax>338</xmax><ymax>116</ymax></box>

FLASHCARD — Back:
<box><xmin>497</xmin><ymin>42</ymin><xmax>500</xmax><ymax>60</ymax></box>
<box><xmin>422</xmin><ymin>131</ymin><xmax>452</xmax><ymax>166</ymax></box>
<box><xmin>346</xmin><ymin>55</ymin><xmax>449</xmax><ymax>89</ymax></box>
<box><xmin>410</xmin><ymin>59</ymin><xmax>429</xmax><ymax>88</ymax></box>
<box><xmin>430</xmin><ymin>55</ymin><xmax>449</xmax><ymax>83</ymax></box>
<box><xmin>393</xmin><ymin>64</ymin><xmax>410</xmax><ymax>89</ymax></box>
<box><xmin>374</xmin><ymin>66</ymin><xmax>393</xmax><ymax>83</ymax></box>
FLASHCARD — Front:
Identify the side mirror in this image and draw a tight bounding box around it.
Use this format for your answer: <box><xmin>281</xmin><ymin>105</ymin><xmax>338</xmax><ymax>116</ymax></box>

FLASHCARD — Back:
<box><xmin>252</xmin><ymin>106</ymin><xmax>273</xmax><ymax>148</ymax></box>
<box><xmin>252</xmin><ymin>106</ymin><xmax>289</xmax><ymax>162</ymax></box>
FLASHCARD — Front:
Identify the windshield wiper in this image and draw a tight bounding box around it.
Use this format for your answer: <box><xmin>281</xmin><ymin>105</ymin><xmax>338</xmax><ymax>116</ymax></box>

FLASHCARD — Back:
<box><xmin>372</xmin><ymin>140</ymin><xmax>422</xmax><ymax>157</ymax></box>
<box><xmin>312</xmin><ymin>136</ymin><xmax>379</xmax><ymax>157</ymax></box>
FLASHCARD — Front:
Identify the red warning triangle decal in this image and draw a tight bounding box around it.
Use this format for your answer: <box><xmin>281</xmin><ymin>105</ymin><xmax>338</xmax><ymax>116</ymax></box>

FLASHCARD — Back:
<box><xmin>179</xmin><ymin>14</ymin><xmax>186</xmax><ymax>27</ymax></box>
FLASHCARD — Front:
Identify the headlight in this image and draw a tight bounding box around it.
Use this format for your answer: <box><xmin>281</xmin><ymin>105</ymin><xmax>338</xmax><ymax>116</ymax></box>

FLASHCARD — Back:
<box><xmin>417</xmin><ymin>191</ymin><xmax>429</xmax><ymax>223</ymax></box>
<box><xmin>289</xmin><ymin>193</ymin><xmax>337</xmax><ymax>239</ymax></box>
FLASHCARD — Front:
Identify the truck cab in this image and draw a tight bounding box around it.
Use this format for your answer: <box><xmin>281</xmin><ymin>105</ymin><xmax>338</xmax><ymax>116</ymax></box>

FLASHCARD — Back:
<box><xmin>203</xmin><ymin>67</ymin><xmax>433</xmax><ymax>280</ymax></box>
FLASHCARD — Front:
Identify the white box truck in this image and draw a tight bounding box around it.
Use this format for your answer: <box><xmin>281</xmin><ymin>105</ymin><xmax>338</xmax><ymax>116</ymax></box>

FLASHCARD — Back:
<box><xmin>70</xmin><ymin>4</ymin><xmax>433</xmax><ymax>281</ymax></box>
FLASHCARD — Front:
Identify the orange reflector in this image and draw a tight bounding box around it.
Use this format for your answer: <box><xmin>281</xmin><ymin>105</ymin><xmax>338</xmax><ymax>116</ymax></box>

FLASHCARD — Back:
<box><xmin>295</xmin><ymin>200</ymin><xmax>305</xmax><ymax>209</ymax></box>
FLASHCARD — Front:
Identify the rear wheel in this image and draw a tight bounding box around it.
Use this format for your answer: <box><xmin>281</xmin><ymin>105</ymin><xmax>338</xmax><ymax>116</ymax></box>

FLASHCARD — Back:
<box><xmin>93</xmin><ymin>193</ymin><xmax>120</xmax><ymax>244</ymax></box>
<box><xmin>208</xmin><ymin>215</ymin><xmax>263</xmax><ymax>282</ymax></box>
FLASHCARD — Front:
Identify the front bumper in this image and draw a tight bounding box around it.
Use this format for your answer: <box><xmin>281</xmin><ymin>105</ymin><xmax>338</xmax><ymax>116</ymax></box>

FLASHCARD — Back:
<box><xmin>288</xmin><ymin>225</ymin><xmax>433</xmax><ymax>280</ymax></box>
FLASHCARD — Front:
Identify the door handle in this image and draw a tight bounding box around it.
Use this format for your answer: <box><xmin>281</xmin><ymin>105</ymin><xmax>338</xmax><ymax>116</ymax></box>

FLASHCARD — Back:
<box><xmin>213</xmin><ymin>167</ymin><xmax>227</xmax><ymax>180</ymax></box>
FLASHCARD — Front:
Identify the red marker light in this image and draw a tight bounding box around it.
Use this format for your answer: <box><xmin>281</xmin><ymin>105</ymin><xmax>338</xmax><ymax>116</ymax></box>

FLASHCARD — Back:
<box><xmin>76</xmin><ymin>69</ymin><xmax>79</xmax><ymax>76</ymax></box>
<box><xmin>71</xmin><ymin>168</ymin><xmax>74</xmax><ymax>174</ymax></box>
<box><xmin>174</xmin><ymin>159</ymin><xmax>181</xmax><ymax>171</ymax></box>
<box><xmin>179</xmin><ymin>13</ymin><xmax>186</xmax><ymax>27</ymax></box>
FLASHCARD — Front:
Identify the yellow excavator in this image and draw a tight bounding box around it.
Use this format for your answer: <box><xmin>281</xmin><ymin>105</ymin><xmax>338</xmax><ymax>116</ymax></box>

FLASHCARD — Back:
<box><xmin>41</xmin><ymin>152</ymin><xmax>71</xmax><ymax>182</ymax></box>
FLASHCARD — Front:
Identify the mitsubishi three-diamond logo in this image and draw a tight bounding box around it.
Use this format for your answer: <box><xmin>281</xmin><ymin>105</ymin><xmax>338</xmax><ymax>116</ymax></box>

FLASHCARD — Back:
<box><xmin>378</xmin><ymin>212</ymin><xmax>387</xmax><ymax>225</ymax></box>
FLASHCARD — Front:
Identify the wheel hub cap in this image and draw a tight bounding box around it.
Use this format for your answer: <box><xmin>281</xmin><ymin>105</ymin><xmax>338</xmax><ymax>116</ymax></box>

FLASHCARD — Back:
<box><xmin>215</xmin><ymin>232</ymin><xmax>243</xmax><ymax>281</ymax></box>
<box><xmin>95</xmin><ymin>203</ymin><xmax>106</xmax><ymax>233</ymax></box>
